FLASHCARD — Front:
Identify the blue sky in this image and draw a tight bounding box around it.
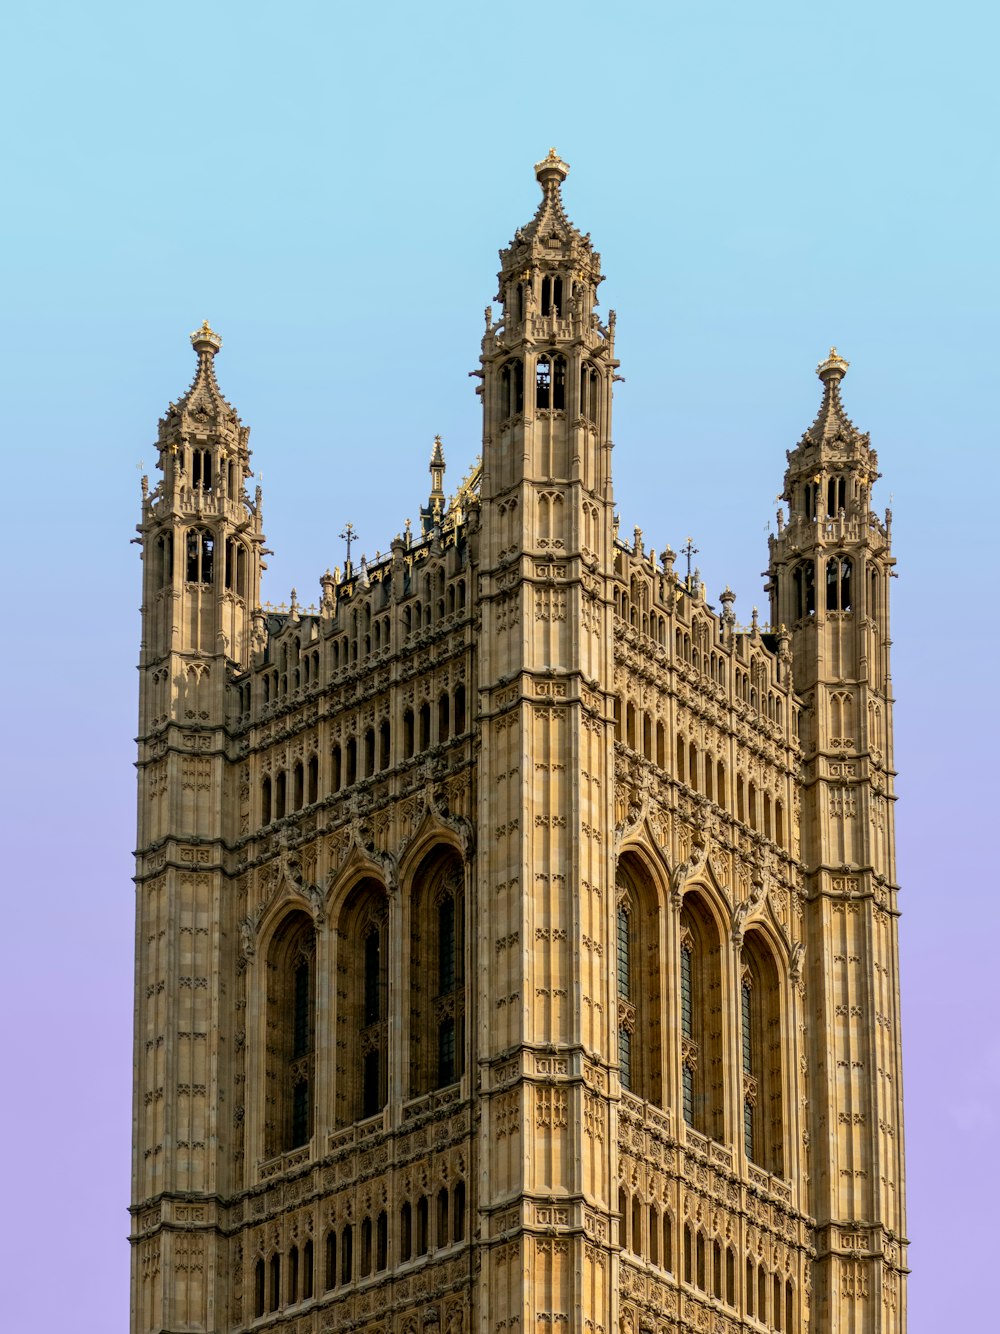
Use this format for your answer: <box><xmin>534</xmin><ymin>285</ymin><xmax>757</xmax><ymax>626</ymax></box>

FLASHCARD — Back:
<box><xmin>1</xmin><ymin>2</ymin><xmax>997</xmax><ymax>1327</ymax></box>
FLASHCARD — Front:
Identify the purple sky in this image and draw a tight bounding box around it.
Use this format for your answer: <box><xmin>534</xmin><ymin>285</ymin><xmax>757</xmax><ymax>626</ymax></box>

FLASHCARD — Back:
<box><xmin>1</xmin><ymin>3</ymin><xmax>997</xmax><ymax>1329</ymax></box>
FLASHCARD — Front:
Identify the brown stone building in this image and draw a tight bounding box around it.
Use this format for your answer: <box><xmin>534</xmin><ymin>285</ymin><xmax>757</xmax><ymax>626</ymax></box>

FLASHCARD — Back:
<box><xmin>131</xmin><ymin>153</ymin><xmax>907</xmax><ymax>1334</ymax></box>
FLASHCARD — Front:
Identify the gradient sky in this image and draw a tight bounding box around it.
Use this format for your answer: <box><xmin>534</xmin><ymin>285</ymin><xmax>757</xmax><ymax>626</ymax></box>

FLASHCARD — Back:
<box><xmin>1</xmin><ymin>3</ymin><xmax>996</xmax><ymax>1329</ymax></box>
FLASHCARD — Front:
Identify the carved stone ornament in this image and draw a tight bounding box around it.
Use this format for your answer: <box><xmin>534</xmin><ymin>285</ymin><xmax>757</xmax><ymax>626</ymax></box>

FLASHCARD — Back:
<box><xmin>418</xmin><ymin>760</ymin><xmax>475</xmax><ymax>857</ymax></box>
<box><xmin>334</xmin><ymin>793</ymin><xmax>400</xmax><ymax>892</ymax></box>
<box><xmin>614</xmin><ymin>770</ymin><xmax>650</xmax><ymax>851</ymax></box>
<box><xmin>277</xmin><ymin>827</ymin><xmax>326</xmax><ymax>922</ymax></box>
<box><xmin>669</xmin><ymin>802</ymin><xmax>714</xmax><ymax>907</ymax></box>
<box><xmin>732</xmin><ymin>843</ymin><xmax>770</xmax><ymax>944</ymax></box>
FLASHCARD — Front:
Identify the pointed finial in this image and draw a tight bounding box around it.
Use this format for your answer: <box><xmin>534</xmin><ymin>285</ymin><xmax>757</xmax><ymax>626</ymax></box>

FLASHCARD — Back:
<box><xmin>816</xmin><ymin>347</ymin><xmax>849</xmax><ymax>382</ymax></box>
<box><xmin>430</xmin><ymin>434</ymin><xmax>445</xmax><ymax>468</ymax></box>
<box><xmin>190</xmin><ymin>320</ymin><xmax>222</xmax><ymax>356</ymax></box>
<box><xmin>535</xmin><ymin>148</ymin><xmax>569</xmax><ymax>190</ymax></box>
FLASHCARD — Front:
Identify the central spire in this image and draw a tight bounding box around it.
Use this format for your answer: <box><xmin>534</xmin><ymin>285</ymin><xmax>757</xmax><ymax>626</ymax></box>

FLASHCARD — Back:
<box><xmin>494</xmin><ymin>152</ymin><xmax>604</xmax><ymax>331</ymax></box>
<box><xmin>799</xmin><ymin>346</ymin><xmax>866</xmax><ymax>449</ymax></box>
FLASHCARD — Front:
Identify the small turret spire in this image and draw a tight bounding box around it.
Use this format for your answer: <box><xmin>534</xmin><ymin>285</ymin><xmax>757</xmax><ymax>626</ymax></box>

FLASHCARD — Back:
<box><xmin>422</xmin><ymin>436</ymin><xmax>447</xmax><ymax>536</ymax></box>
<box><xmin>800</xmin><ymin>346</ymin><xmax>863</xmax><ymax>448</ymax></box>
<box><xmin>159</xmin><ymin>320</ymin><xmax>241</xmax><ymax>448</ymax></box>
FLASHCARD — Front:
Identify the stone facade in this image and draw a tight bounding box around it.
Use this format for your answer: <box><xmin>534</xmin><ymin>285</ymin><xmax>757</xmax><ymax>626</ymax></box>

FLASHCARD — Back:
<box><xmin>131</xmin><ymin>153</ymin><xmax>907</xmax><ymax>1334</ymax></box>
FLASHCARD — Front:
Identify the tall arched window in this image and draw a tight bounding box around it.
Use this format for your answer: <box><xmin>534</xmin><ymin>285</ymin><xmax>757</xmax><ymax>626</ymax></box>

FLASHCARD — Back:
<box><xmin>792</xmin><ymin>561</ymin><xmax>815</xmax><ymax>619</ymax></box>
<box><xmin>419</xmin><ymin>702</ymin><xmax>431</xmax><ymax>751</ymax></box>
<box><xmin>617</xmin><ymin>897</ymin><xmax>632</xmax><ymax>1090</ymax></box>
<box><xmin>742</xmin><ymin>933</ymin><xmax>785</xmax><ymax>1175</ymax></box>
<box><xmin>500</xmin><ymin>358</ymin><xmax>524</xmax><ymax>417</ymax></box>
<box><xmin>155</xmin><ymin>532</ymin><xmax>173</xmax><ymax>587</ymax></box>
<box><xmin>680</xmin><ymin>896</ymin><xmax>724</xmax><ymax>1140</ymax></box>
<box><xmin>190</xmin><ymin>447</ymin><xmax>213</xmax><ymax>492</ymax></box>
<box><xmin>826</xmin><ymin>556</ymin><xmax>853</xmax><ymax>611</ymax></box>
<box><xmin>337</xmin><ymin>881</ymin><xmax>389</xmax><ymax>1125</ymax></box>
<box><xmin>616</xmin><ymin>859</ymin><xmax>663</xmax><ymax>1105</ymax></box>
<box><xmin>536</xmin><ymin>354</ymin><xmax>552</xmax><ymax>409</ymax></box>
<box><xmin>454</xmin><ymin>684</ymin><xmax>466</xmax><ymax>735</ymax></box>
<box><xmin>224</xmin><ymin>536</ymin><xmax>247</xmax><ymax>594</ymax></box>
<box><xmin>378</xmin><ymin>720</ymin><xmax>391</xmax><ymax>770</ymax></box>
<box><xmin>409</xmin><ymin>851</ymin><xmax>466</xmax><ymax>1095</ymax></box>
<box><xmin>264</xmin><ymin>912</ymin><xmax>316</xmax><ymax>1157</ymax></box>
<box><xmin>580</xmin><ymin>362</ymin><xmax>599</xmax><ymax>421</ymax></box>
<box><xmin>185</xmin><ymin>528</ymin><xmax>214</xmax><ymax>584</ymax></box>
<box><xmin>551</xmin><ymin>353</ymin><xmax>566</xmax><ymax>409</ymax></box>
<box><xmin>540</xmin><ymin>274</ymin><xmax>563</xmax><ymax>315</ymax></box>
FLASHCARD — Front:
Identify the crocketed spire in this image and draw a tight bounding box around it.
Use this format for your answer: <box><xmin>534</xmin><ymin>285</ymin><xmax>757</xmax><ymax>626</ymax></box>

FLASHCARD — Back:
<box><xmin>158</xmin><ymin>321</ymin><xmax>243</xmax><ymax>447</ymax></box>
<box><xmin>799</xmin><ymin>348</ymin><xmax>866</xmax><ymax>448</ymax></box>
<box><xmin>518</xmin><ymin>149</ymin><xmax>579</xmax><ymax>245</ymax></box>
<box><xmin>494</xmin><ymin>151</ymin><xmax>603</xmax><ymax>313</ymax></box>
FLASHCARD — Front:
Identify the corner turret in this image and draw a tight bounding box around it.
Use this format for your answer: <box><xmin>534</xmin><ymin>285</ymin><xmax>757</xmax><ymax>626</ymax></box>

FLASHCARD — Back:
<box><xmin>137</xmin><ymin>323</ymin><xmax>265</xmax><ymax>675</ymax></box>
<box><xmin>766</xmin><ymin>352</ymin><xmax>905</xmax><ymax>1329</ymax></box>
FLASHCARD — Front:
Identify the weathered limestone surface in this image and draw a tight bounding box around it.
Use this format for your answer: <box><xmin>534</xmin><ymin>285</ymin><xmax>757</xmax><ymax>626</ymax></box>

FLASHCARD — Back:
<box><xmin>132</xmin><ymin>158</ymin><xmax>906</xmax><ymax>1334</ymax></box>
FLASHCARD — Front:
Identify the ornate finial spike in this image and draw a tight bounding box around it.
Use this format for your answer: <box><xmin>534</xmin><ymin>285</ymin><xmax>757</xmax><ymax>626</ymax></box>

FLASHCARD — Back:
<box><xmin>816</xmin><ymin>346</ymin><xmax>849</xmax><ymax>381</ymax></box>
<box><xmin>535</xmin><ymin>149</ymin><xmax>569</xmax><ymax>188</ymax></box>
<box><xmin>190</xmin><ymin>319</ymin><xmax>222</xmax><ymax>356</ymax></box>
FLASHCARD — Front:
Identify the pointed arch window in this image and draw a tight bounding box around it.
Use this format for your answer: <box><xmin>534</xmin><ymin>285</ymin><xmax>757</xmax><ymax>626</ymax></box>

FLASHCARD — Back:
<box><xmin>616</xmin><ymin>861</ymin><xmax>662</xmax><ymax>1104</ymax></box>
<box><xmin>826</xmin><ymin>556</ymin><xmax>853</xmax><ymax>611</ymax></box>
<box><xmin>409</xmin><ymin>852</ymin><xmax>466</xmax><ymax>1095</ymax></box>
<box><xmin>185</xmin><ymin>528</ymin><xmax>214</xmax><ymax>584</ymax></box>
<box><xmin>191</xmin><ymin>447</ymin><xmax>213</xmax><ymax>492</ymax></box>
<box><xmin>617</xmin><ymin>898</ymin><xmax>632</xmax><ymax>1090</ymax></box>
<box><xmin>254</xmin><ymin>1258</ymin><xmax>266</xmax><ymax>1316</ymax></box>
<box><xmin>224</xmin><ymin>537</ymin><xmax>247</xmax><ymax>593</ymax></box>
<box><xmin>580</xmin><ymin>362</ymin><xmax>599</xmax><ymax>421</ymax></box>
<box><xmin>264</xmin><ymin>913</ymin><xmax>315</xmax><ymax>1157</ymax></box>
<box><xmin>536</xmin><ymin>354</ymin><xmax>552</xmax><ymax>408</ymax></box>
<box><xmin>552</xmin><ymin>354</ymin><xmax>566</xmax><ymax>409</ymax></box>
<box><xmin>741</xmin><ymin>969</ymin><xmax>755</xmax><ymax>1160</ymax></box>
<box><xmin>826</xmin><ymin>475</ymin><xmax>846</xmax><ymax>516</ymax></box>
<box><xmin>680</xmin><ymin>898</ymin><xmax>724</xmax><ymax>1140</ymax></box>
<box><xmin>155</xmin><ymin>532</ymin><xmax>173</xmax><ymax>587</ymax></box>
<box><xmin>337</xmin><ymin>881</ymin><xmax>388</xmax><ymax>1125</ymax></box>
<box><xmin>499</xmin><ymin>359</ymin><xmax>524</xmax><ymax>420</ymax></box>
<box><xmin>680</xmin><ymin>935</ymin><xmax>695</xmax><ymax>1125</ymax></box>
<box><xmin>742</xmin><ymin>934</ymin><xmax>785</xmax><ymax>1174</ymax></box>
<box><xmin>792</xmin><ymin>561</ymin><xmax>815</xmax><ymax>619</ymax></box>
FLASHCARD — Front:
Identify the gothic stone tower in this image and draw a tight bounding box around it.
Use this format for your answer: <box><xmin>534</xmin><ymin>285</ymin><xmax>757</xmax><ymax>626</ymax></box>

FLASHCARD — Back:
<box><xmin>131</xmin><ymin>156</ymin><xmax>907</xmax><ymax>1334</ymax></box>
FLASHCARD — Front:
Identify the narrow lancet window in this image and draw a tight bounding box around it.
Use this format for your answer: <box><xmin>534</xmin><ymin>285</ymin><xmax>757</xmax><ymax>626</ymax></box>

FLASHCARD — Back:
<box><xmin>552</xmin><ymin>354</ymin><xmax>566</xmax><ymax>409</ymax></box>
<box><xmin>742</xmin><ymin>972</ymin><xmax>754</xmax><ymax>1160</ymax></box>
<box><xmin>681</xmin><ymin>938</ymin><xmax>695</xmax><ymax>1125</ymax></box>
<box><xmin>265</xmin><ymin>914</ymin><xmax>315</xmax><ymax>1156</ymax></box>
<box><xmin>536</xmin><ymin>355</ymin><xmax>551</xmax><ymax>409</ymax></box>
